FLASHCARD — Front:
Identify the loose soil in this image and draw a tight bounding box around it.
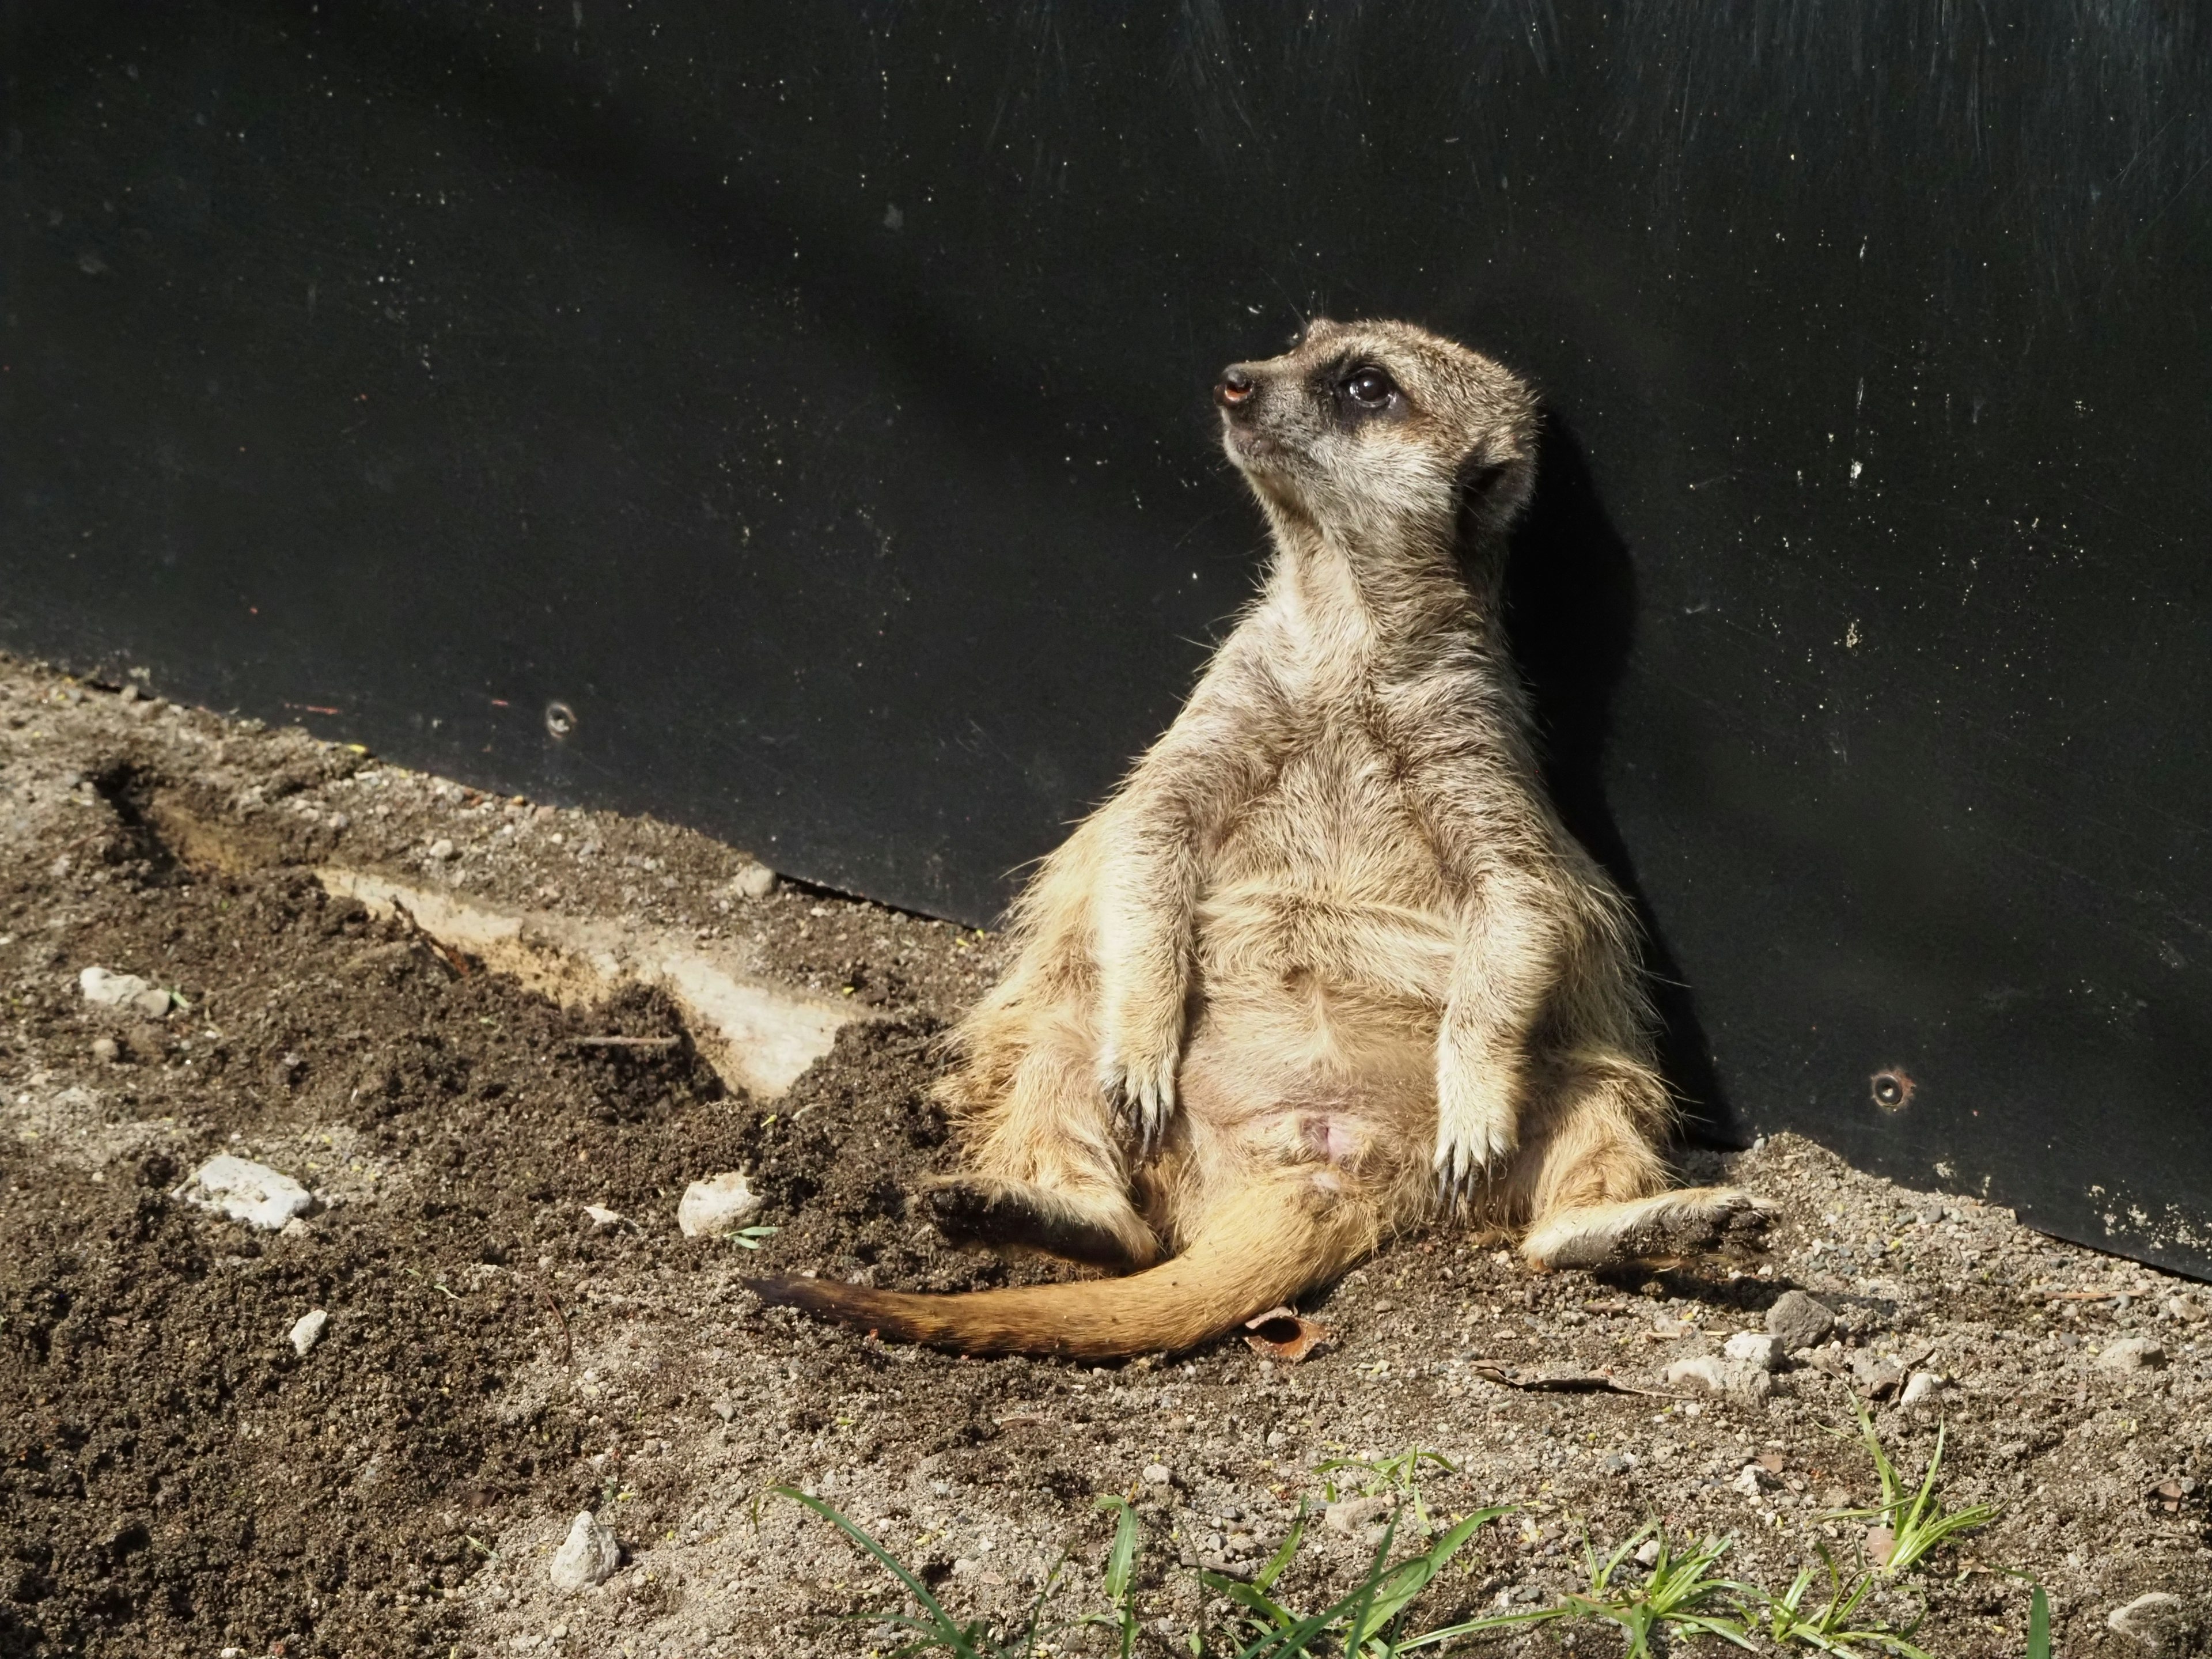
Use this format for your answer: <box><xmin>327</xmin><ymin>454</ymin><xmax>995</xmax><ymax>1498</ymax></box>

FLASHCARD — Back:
<box><xmin>3</xmin><ymin>652</ymin><xmax>2209</xmax><ymax>1659</ymax></box>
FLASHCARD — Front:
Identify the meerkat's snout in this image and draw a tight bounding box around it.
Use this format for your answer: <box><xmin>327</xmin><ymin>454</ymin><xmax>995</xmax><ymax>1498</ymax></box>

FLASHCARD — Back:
<box><xmin>1215</xmin><ymin>364</ymin><xmax>1257</xmax><ymax>410</ymax></box>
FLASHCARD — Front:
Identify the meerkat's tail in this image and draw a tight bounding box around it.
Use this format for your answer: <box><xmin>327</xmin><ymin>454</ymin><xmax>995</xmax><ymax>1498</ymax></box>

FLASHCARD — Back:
<box><xmin>744</xmin><ymin>1179</ymin><xmax>1370</xmax><ymax>1360</ymax></box>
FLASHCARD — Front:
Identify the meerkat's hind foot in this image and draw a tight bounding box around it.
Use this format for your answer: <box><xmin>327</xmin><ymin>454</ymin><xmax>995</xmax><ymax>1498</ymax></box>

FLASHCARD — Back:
<box><xmin>1521</xmin><ymin>1187</ymin><xmax>1772</xmax><ymax>1272</ymax></box>
<box><xmin>919</xmin><ymin>1176</ymin><xmax>1159</xmax><ymax>1272</ymax></box>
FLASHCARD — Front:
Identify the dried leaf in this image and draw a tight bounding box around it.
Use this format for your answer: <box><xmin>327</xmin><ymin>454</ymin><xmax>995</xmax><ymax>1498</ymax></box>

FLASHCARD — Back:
<box><xmin>1243</xmin><ymin>1305</ymin><xmax>1331</xmax><ymax>1362</ymax></box>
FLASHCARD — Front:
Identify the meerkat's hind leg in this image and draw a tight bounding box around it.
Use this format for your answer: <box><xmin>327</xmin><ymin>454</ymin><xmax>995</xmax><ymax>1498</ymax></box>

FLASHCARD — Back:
<box><xmin>1504</xmin><ymin>1050</ymin><xmax>1771</xmax><ymax>1270</ymax></box>
<box><xmin>1522</xmin><ymin>1186</ymin><xmax>1771</xmax><ymax>1272</ymax></box>
<box><xmin>921</xmin><ymin>1175</ymin><xmax>1161</xmax><ymax>1272</ymax></box>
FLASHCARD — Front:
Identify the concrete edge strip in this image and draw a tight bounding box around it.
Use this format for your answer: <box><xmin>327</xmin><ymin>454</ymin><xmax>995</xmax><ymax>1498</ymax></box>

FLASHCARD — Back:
<box><xmin>315</xmin><ymin>867</ymin><xmax>858</xmax><ymax>1100</ymax></box>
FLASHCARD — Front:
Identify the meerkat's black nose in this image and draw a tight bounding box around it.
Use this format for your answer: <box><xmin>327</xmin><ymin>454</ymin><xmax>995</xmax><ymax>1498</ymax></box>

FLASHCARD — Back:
<box><xmin>1215</xmin><ymin>365</ymin><xmax>1256</xmax><ymax>411</ymax></box>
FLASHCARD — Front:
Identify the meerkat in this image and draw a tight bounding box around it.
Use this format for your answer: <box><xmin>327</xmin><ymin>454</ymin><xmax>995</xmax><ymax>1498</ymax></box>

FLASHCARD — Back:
<box><xmin>749</xmin><ymin>319</ymin><xmax>1766</xmax><ymax>1357</ymax></box>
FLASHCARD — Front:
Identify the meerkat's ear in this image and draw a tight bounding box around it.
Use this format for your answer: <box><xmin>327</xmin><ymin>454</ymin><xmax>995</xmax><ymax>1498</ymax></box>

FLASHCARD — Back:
<box><xmin>1456</xmin><ymin>442</ymin><xmax>1537</xmax><ymax>546</ymax></box>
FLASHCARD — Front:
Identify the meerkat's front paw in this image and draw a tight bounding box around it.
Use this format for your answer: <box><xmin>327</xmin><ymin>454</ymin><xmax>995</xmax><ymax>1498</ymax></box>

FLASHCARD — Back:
<box><xmin>1433</xmin><ymin>1077</ymin><xmax>1517</xmax><ymax>1205</ymax></box>
<box><xmin>1097</xmin><ymin>1044</ymin><xmax>1178</xmax><ymax>1154</ymax></box>
<box><xmin>1097</xmin><ymin>1014</ymin><xmax>1181</xmax><ymax>1156</ymax></box>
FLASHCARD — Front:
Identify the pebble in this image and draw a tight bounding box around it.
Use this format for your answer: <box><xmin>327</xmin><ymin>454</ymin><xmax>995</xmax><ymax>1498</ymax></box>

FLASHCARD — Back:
<box><xmin>2165</xmin><ymin>1295</ymin><xmax>2209</xmax><ymax>1323</ymax></box>
<box><xmin>1723</xmin><ymin>1331</ymin><xmax>1785</xmax><ymax>1372</ymax></box>
<box><xmin>2099</xmin><ymin>1336</ymin><xmax>2169</xmax><ymax>1373</ymax></box>
<box><xmin>1665</xmin><ymin>1355</ymin><xmax>1774</xmax><ymax>1400</ymax></box>
<box><xmin>2108</xmin><ymin>1591</ymin><xmax>2199</xmax><ymax>1653</ymax></box>
<box><xmin>78</xmin><ymin>965</ymin><xmax>173</xmax><ymax>1020</ymax></box>
<box><xmin>676</xmin><ymin>1172</ymin><xmax>763</xmax><ymax>1237</ymax></box>
<box><xmin>288</xmin><ymin>1309</ymin><xmax>329</xmax><ymax>1357</ymax></box>
<box><xmin>89</xmin><ymin>1036</ymin><xmax>119</xmax><ymax>1064</ymax></box>
<box><xmin>549</xmin><ymin>1511</ymin><xmax>620</xmax><ymax>1593</ymax></box>
<box><xmin>581</xmin><ymin>1204</ymin><xmax>625</xmax><ymax>1228</ymax></box>
<box><xmin>1899</xmin><ymin>1370</ymin><xmax>1944</xmax><ymax>1407</ymax></box>
<box><xmin>426</xmin><ymin>838</ymin><xmax>457</xmax><ymax>861</ymax></box>
<box><xmin>1764</xmin><ymin>1290</ymin><xmax>1836</xmax><ymax>1353</ymax></box>
<box><xmin>175</xmin><ymin>1155</ymin><xmax>315</xmax><ymax>1231</ymax></box>
<box><xmin>1323</xmin><ymin>1495</ymin><xmax>1393</xmax><ymax>1535</ymax></box>
<box><xmin>1633</xmin><ymin>1537</ymin><xmax>1662</xmax><ymax>1566</ymax></box>
<box><xmin>1141</xmin><ymin>1463</ymin><xmax>1173</xmax><ymax>1487</ymax></box>
<box><xmin>730</xmin><ymin>861</ymin><xmax>779</xmax><ymax>899</ymax></box>
<box><xmin>1730</xmin><ymin>1463</ymin><xmax>1777</xmax><ymax>1498</ymax></box>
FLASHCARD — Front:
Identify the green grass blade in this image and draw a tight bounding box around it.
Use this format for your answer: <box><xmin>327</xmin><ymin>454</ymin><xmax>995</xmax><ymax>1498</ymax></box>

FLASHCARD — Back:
<box><xmin>771</xmin><ymin>1487</ymin><xmax>971</xmax><ymax>1652</ymax></box>
<box><xmin>1252</xmin><ymin>1503</ymin><xmax>1308</xmax><ymax>1595</ymax></box>
<box><xmin>1350</xmin><ymin>1505</ymin><xmax>1512</xmax><ymax>1641</ymax></box>
<box><xmin>1095</xmin><ymin>1495</ymin><xmax>1139</xmax><ymax>1603</ymax></box>
<box><xmin>2028</xmin><ymin>1583</ymin><xmax>2051</xmax><ymax>1659</ymax></box>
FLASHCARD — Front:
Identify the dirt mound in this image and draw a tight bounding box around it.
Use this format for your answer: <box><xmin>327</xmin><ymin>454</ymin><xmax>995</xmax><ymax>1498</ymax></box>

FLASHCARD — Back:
<box><xmin>7</xmin><ymin>655</ymin><xmax>2212</xmax><ymax>1658</ymax></box>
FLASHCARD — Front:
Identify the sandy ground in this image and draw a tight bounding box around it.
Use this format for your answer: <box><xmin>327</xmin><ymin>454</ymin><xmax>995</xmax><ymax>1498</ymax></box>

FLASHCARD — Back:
<box><xmin>3</xmin><ymin>649</ymin><xmax>2210</xmax><ymax>1659</ymax></box>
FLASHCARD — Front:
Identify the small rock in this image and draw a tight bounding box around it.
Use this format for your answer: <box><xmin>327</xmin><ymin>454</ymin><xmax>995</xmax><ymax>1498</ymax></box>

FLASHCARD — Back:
<box><xmin>176</xmin><ymin>1155</ymin><xmax>314</xmax><ymax>1231</ymax></box>
<box><xmin>712</xmin><ymin>1397</ymin><xmax>737</xmax><ymax>1423</ymax></box>
<box><xmin>1765</xmin><ymin>1290</ymin><xmax>1836</xmax><ymax>1352</ymax></box>
<box><xmin>425</xmin><ymin>838</ymin><xmax>457</xmax><ymax>861</ymax></box>
<box><xmin>1264</xmin><ymin>1429</ymin><xmax>1287</xmax><ymax>1449</ymax></box>
<box><xmin>1633</xmin><ymin>1538</ymin><xmax>1662</xmax><ymax>1567</ymax></box>
<box><xmin>2165</xmin><ymin>1294</ymin><xmax>2208</xmax><ymax>1323</ymax></box>
<box><xmin>1324</xmin><ymin>1496</ymin><xmax>1393</xmax><ymax>1536</ymax></box>
<box><xmin>2100</xmin><ymin>1337</ymin><xmax>2169</xmax><ymax>1373</ymax></box>
<box><xmin>730</xmin><ymin>861</ymin><xmax>779</xmax><ymax>899</ymax></box>
<box><xmin>1600</xmin><ymin>1452</ymin><xmax>1635</xmax><ymax>1475</ymax></box>
<box><xmin>1730</xmin><ymin>1464</ymin><xmax>1775</xmax><ymax>1498</ymax></box>
<box><xmin>1724</xmin><ymin>1331</ymin><xmax>1785</xmax><ymax>1372</ymax></box>
<box><xmin>1665</xmin><ymin>1355</ymin><xmax>1774</xmax><ymax>1400</ymax></box>
<box><xmin>89</xmin><ymin>1036</ymin><xmax>120</xmax><ymax>1064</ymax></box>
<box><xmin>1847</xmin><ymin>1351</ymin><xmax>1906</xmax><ymax>1399</ymax></box>
<box><xmin>289</xmin><ymin>1309</ymin><xmax>329</xmax><ymax>1356</ymax></box>
<box><xmin>78</xmin><ymin>965</ymin><xmax>173</xmax><ymax>1020</ymax></box>
<box><xmin>549</xmin><ymin>1511</ymin><xmax>620</xmax><ymax>1593</ymax></box>
<box><xmin>1865</xmin><ymin>1525</ymin><xmax>1896</xmax><ymax>1568</ymax></box>
<box><xmin>581</xmin><ymin>1204</ymin><xmax>625</xmax><ymax>1228</ymax></box>
<box><xmin>676</xmin><ymin>1172</ymin><xmax>763</xmax><ymax>1237</ymax></box>
<box><xmin>1141</xmin><ymin>1463</ymin><xmax>1174</xmax><ymax>1487</ymax></box>
<box><xmin>1900</xmin><ymin>1370</ymin><xmax>1945</xmax><ymax>1407</ymax></box>
<box><xmin>2108</xmin><ymin>1591</ymin><xmax>2200</xmax><ymax>1653</ymax></box>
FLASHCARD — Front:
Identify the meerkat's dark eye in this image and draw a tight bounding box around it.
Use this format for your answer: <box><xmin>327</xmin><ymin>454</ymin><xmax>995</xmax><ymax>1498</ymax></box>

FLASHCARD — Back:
<box><xmin>1344</xmin><ymin>366</ymin><xmax>1396</xmax><ymax>407</ymax></box>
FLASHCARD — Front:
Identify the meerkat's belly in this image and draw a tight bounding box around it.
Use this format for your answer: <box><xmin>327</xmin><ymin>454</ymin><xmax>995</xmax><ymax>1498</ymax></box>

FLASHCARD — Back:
<box><xmin>1196</xmin><ymin>733</ymin><xmax>1459</xmax><ymax>1010</ymax></box>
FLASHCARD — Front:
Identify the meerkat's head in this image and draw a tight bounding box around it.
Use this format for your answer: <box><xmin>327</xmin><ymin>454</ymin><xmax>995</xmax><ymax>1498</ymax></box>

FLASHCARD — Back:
<box><xmin>1214</xmin><ymin>319</ymin><xmax>1539</xmax><ymax>552</ymax></box>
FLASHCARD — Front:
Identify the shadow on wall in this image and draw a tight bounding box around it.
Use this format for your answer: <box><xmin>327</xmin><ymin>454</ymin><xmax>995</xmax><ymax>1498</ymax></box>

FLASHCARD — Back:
<box><xmin>1503</xmin><ymin>412</ymin><xmax>1745</xmax><ymax>1147</ymax></box>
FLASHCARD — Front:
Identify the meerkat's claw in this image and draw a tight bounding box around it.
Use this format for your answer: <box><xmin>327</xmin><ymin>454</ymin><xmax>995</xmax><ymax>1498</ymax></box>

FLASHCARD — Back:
<box><xmin>1431</xmin><ymin>1113</ymin><xmax>1513</xmax><ymax>1210</ymax></box>
<box><xmin>1098</xmin><ymin>1048</ymin><xmax>1178</xmax><ymax>1156</ymax></box>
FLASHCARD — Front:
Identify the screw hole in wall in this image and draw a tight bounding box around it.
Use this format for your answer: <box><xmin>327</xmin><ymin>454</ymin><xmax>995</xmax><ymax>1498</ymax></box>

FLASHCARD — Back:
<box><xmin>544</xmin><ymin>700</ymin><xmax>577</xmax><ymax>740</ymax></box>
<box><xmin>1870</xmin><ymin>1067</ymin><xmax>1915</xmax><ymax>1112</ymax></box>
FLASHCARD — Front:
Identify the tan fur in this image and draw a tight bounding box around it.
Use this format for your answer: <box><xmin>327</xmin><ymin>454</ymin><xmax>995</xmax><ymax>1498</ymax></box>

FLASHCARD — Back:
<box><xmin>749</xmin><ymin>320</ymin><xmax>1765</xmax><ymax>1356</ymax></box>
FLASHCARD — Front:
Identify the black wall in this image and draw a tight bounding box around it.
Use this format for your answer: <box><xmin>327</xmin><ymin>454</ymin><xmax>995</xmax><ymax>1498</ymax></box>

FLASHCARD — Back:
<box><xmin>6</xmin><ymin>3</ymin><xmax>2210</xmax><ymax>1270</ymax></box>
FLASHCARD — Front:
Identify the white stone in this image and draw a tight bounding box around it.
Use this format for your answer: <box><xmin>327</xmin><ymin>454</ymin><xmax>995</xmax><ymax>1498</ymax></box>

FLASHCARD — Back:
<box><xmin>581</xmin><ymin>1204</ymin><xmax>624</xmax><ymax>1228</ymax></box>
<box><xmin>730</xmin><ymin>861</ymin><xmax>778</xmax><ymax>899</ymax></box>
<box><xmin>1899</xmin><ymin>1370</ymin><xmax>1944</xmax><ymax>1407</ymax></box>
<box><xmin>288</xmin><ymin>1309</ymin><xmax>329</xmax><ymax>1357</ymax></box>
<box><xmin>1724</xmin><ymin>1331</ymin><xmax>1785</xmax><ymax>1372</ymax></box>
<box><xmin>549</xmin><ymin>1511</ymin><xmax>620</xmax><ymax>1593</ymax></box>
<box><xmin>676</xmin><ymin>1171</ymin><xmax>763</xmax><ymax>1238</ymax></box>
<box><xmin>176</xmin><ymin>1155</ymin><xmax>314</xmax><ymax>1231</ymax></box>
<box><xmin>2099</xmin><ymin>1336</ymin><xmax>2168</xmax><ymax>1373</ymax></box>
<box><xmin>78</xmin><ymin>965</ymin><xmax>172</xmax><ymax>1019</ymax></box>
<box><xmin>1141</xmin><ymin>1463</ymin><xmax>1173</xmax><ymax>1487</ymax></box>
<box><xmin>1665</xmin><ymin>1355</ymin><xmax>1774</xmax><ymax>1400</ymax></box>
